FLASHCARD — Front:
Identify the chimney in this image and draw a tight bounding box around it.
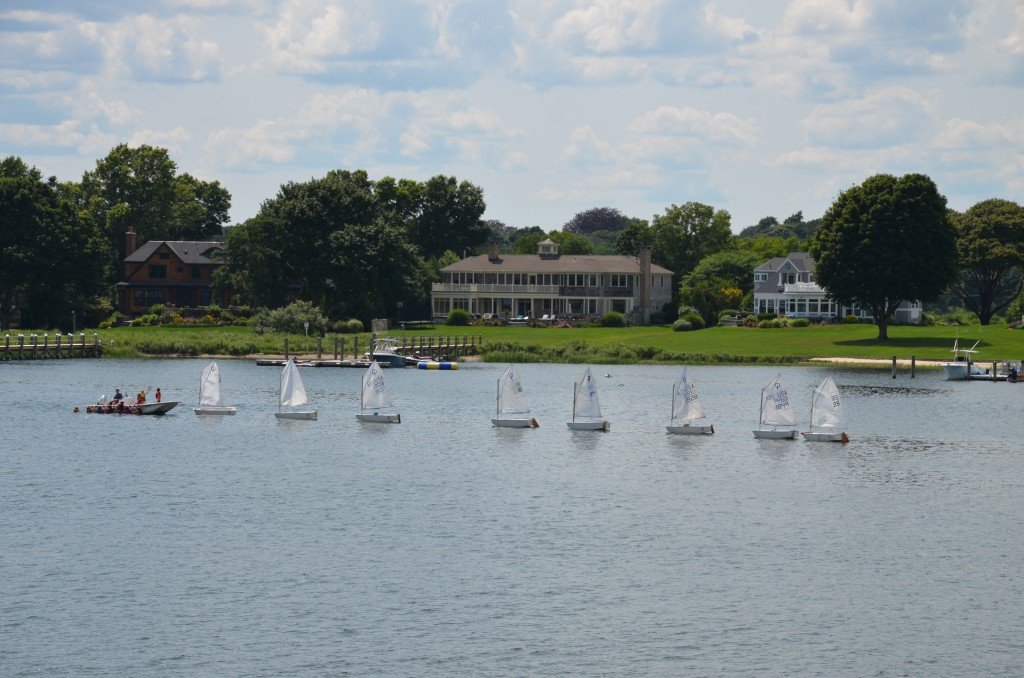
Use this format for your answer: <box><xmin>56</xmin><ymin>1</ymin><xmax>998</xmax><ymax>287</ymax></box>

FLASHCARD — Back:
<box><xmin>487</xmin><ymin>240</ymin><xmax>500</xmax><ymax>262</ymax></box>
<box><xmin>639</xmin><ymin>247</ymin><xmax>652</xmax><ymax>324</ymax></box>
<box><xmin>125</xmin><ymin>227</ymin><xmax>137</xmax><ymax>257</ymax></box>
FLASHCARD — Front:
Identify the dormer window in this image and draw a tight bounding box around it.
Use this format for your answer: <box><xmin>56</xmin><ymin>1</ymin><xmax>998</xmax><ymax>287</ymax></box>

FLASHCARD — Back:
<box><xmin>537</xmin><ymin>238</ymin><xmax>559</xmax><ymax>256</ymax></box>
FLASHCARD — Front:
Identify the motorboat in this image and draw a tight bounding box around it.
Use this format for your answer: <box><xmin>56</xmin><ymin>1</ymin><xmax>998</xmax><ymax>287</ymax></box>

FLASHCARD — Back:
<box><xmin>941</xmin><ymin>339</ymin><xmax>987</xmax><ymax>380</ymax></box>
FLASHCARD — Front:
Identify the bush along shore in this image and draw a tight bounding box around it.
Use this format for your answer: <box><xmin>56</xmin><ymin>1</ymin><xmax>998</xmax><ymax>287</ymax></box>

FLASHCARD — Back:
<box><xmin>10</xmin><ymin>321</ymin><xmax>1024</xmax><ymax>365</ymax></box>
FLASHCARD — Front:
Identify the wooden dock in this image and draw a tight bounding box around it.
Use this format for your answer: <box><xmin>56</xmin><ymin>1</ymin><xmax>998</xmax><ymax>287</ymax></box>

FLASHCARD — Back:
<box><xmin>2</xmin><ymin>333</ymin><xmax>103</xmax><ymax>360</ymax></box>
<box><xmin>264</xmin><ymin>334</ymin><xmax>483</xmax><ymax>366</ymax></box>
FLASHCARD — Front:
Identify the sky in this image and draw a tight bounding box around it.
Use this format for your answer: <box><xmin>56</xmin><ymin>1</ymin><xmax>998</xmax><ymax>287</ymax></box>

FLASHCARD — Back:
<box><xmin>1</xmin><ymin>0</ymin><xmax>1023</xmax><ymax>232</ymax></box>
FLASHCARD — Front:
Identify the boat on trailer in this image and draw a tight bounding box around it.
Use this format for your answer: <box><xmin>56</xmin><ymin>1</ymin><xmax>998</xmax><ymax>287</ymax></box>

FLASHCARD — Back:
<box><xmin>753</xmin><ymin>372</ymin><xmax>798</xmax><ymax>439</ymax></box>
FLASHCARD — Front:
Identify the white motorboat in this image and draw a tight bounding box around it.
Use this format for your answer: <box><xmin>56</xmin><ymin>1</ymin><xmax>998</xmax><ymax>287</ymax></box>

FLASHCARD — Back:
<box><xmin>275</xmin><ymin>358</ymin><xmax>317</xmax><ymax>420</ymax></box>
<box><xmin>368</xmin><ymin>337</ymin><xmax>409</xmax><ymax>368</ymax></box>
<box><xmin>801</xmin><ymin>376</ymin><xmax>849</xmax><ymax>443</ymax></box>
<box><xmin>193</xmin><ymin>361</ymin><xmax>237</xmax><ymax>415</ymax></box>
<box><xmin>567</xmin><ymin>367</ymin><xmax>609</xmax><ymax>431</ymax></box>
<box><xmin>941</xmin><ymin>339</ymin><xmax>987</xmax><ymax>380</ymax></box>
<box><xmin>356</xmin><ymin>359</ymin><xmax>401</xmax><ymax>423</ymax></box>
<box><xmin>666</xmin><ymin>367</ymin><xmax>714</xmax><ymax>435</ymax></box>
<box><xmin>753</xmin><ymin>372</ymin><xmax>798</xmax><ymax>439</ymax></box>
<box><xmin>137</xmin><ymin>401</ymin><xmax>179</xmax><ymax>415</ymax></box>
<box><xmin>492</xmin><ymin>363</ymin><xmax>539</xmax><ymax>428</ymax></box>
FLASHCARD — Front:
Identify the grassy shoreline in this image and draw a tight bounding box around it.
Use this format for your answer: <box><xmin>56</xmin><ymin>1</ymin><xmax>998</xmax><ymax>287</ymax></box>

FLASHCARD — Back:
<box><xmin>8</xmin><ymin>323</ymin><xmax>1024</xmax><ymax>366</ymax></box>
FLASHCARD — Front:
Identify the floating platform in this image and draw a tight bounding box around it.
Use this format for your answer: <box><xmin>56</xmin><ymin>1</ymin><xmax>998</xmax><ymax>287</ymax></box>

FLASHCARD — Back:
<box><xmin>417</xmin><ymin>361</ymin><xmax>458</xmax><ymax>370</ymax></box>
<box><xmin>256</xmin><ymin>359</ymin><xmax>390</xmax><ymax>368</ymax></box>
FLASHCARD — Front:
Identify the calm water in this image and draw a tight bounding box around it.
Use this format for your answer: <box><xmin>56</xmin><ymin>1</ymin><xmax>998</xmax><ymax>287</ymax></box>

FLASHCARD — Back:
<box><xmin>2</xmin><ymin>359</ymin><xmax>1022</xmax><ymax>676</ymax></box>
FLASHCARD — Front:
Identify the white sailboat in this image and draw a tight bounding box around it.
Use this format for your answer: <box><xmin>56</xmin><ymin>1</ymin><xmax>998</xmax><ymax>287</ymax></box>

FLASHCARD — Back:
<box><xmin>566</xmin><ymin>367</ymin><xmax>609</xmax><ymax>431</ymax></box>
<box><xmin>666</xmin><ymin>367</ymin><xmax>714</xmax><ymax>435</ymax></box>
<box><xmin>356</xmin><ymin>360</ymin><xmax>401</xmax><ymax>423</ymax></box>
<box><xmin>801</xmin><ymin>376</ymin><xmax>849</xmax><ymax>443</ymax></box>
<box><xmin>752</xmin><ymin>372</ymin><xmax>798</xmax><ymax>439</ymax></box>
<box><xmin>193</xmin><ymin>361</ymin><xmax>236</xmax><ymax>415</ymax></box>
<box><xmin>491</xmin><ymin>363</ymin><xmax>539</xmax><ymax>428</ymax></box>
<box><xmin>275</xmin><ymin>358</ymin><xmax>317</xmax><ymax>420</ymax></box>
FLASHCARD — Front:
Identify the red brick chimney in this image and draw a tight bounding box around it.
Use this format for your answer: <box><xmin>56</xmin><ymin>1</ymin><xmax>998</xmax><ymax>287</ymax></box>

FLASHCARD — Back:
<box><xmin>125</xmin><ymin>226</ymin><xmax>137</xmax><ymax>257</ymax></box>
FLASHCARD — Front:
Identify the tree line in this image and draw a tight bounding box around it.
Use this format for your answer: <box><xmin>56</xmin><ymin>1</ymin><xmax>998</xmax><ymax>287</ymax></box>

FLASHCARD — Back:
<box><xmin>3</xmin><ymin>144</ymin><xmax>1023</xmax><ymax>340</ymax></box>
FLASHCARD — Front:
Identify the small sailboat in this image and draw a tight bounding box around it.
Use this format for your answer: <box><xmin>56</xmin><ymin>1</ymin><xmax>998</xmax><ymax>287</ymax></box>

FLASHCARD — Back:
<box><xmin>492</xmin><ymin>363</ymin><xmax>539</xmax><ymax>428</ymax></box>
<box><xmin>567</xmin><ymin>367</ymin><xmax>609</xmax><ymax>431</ymax></box>
<box><xmin>275</xmin><ymin>358</ymin><xmax>317</xmax><ymax>420</ymax></box>
<box><xmin>801</xmin><ymin>376</ymin><xmax>849</xmax><ymax>443</ymax></box>
<box><xmin>666</xmin><ymin>367</ymin><xmax>713</xmax><ymax>435</ymax></box>
<box><xmin>752</xmin><ymin>372</ymin><xmax>798</xmax><ymax>439</ymax></box>
<box><xmin>193</xmin><ymin>361</ymin><xmax>236</xmax><ymax>415</ymax></box>
<box><xmin>356</xmin><ymin>360</ymin><xmax>401</xmax><ymax>423</ymax></box>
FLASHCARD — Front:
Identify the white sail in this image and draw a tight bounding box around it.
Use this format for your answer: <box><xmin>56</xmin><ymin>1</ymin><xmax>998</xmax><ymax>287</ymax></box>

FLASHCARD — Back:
<box><xmin>279</xmin><ymin>359</ymin><xmax>309</xmax><ymax>408</ymax></box>
<box><xmin>671</xmin><ymin>368</ymin><xmax>706</xmax><ymax>422</ymax></box>
<box><xmin>759</xmin><ymin>373</ymin><xmax>796</xmax><ymax>427</ymax></box>
<box><xmin>361</xmin><ymin>360</ymin><xmax>392</xmax><ymax>411</ymax></box>
<box><xmin>497</xmin><ymin>364</ymin><xmax>530</xmax><ymax>415</ymax></box>
<box><xmin>809</xmin><ymin>376</ymin><xmax>844</xmax><ymax>430</ymax></box>
<box><xmin>199</xmin><ymin>361</ymin><xmax>223</xmax><ymax>407</ymax></box>
<box><xmin>573</xmin><ymin>367</ymin><xmax>603</xmax><ymax>420</ymax></box>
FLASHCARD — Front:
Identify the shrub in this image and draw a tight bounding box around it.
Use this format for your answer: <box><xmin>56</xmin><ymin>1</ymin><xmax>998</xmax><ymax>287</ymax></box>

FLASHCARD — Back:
<box><xmin>232</xmin><ymin>305</ymin><xmax>252</xmax><ymax>319</ymax></box>
<box><xmin>601</xmin><ymin>312</ymin><xmax>625</xmax><ymax>327</ymax></box>
<box><xmin>251</xmin><ymin>301</ymin><xmax>329</xmax><ymax>335</ymax></box>
<box><xmin>672</xmin><ymin>319</ymin><xmax>694</xmax><ymax>331</ymax></box>
<box><xmin>98</xmin><ymin>321</ymin><xmax>111</xmax><ymax>329</ymax></box>
<box><xmin>206</xmin><ymin>305</ymin><xmax>222</xmax><ymax>319</ymax></box>
<box><xmin>718</xmin><ymin>309</ymin><xmax>741</xmax><ymax>320</ymax></box>
<box><xmin>843</xmin><ymin>314</ymin><xmax>860</xmax><ymax>324</ymax></box>
<box><xmin>447</xmin><ymin>308</ymin><xmax>471</xmax><ymax>326</ymax></box>
<box><xmin>679</xmin><ymin>310</ymin><xmax>706</xmax><ymax>330</ymax></box>
<box><xmin>757</xmin><ymin>312</ymin><xmax>777</xmax><ymax>321</ymax></box>
<box><xmin>788</xmin><ymin>317</ymin><xmax>810</xmax><ymax>327</ymax></box>
<box><xmin>346</xmin><ymin>318</ymin><xmax>364</xmax><ymax>333</ymax></box>
<box><xmin>744</xmin><ymin>314</ymin><xmax>757</xmax><ymax>326</ymax></box>
<box><xmin>758</xmin><ymin>318</ymin><xmax>786</xmax><ymax>328</ymax></box>
<box><xmin>149</xmin><ymin>304</ymin><xmax>167</xmax><ymax>316</ymax></box>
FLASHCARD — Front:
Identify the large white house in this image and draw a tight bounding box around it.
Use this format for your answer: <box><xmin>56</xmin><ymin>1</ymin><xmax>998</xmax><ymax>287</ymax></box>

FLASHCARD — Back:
<box><xmin>753</xmin><ymin>252</ymin><xmax>922</xmax><ymax>323</ymax></box>
<box><xmin>432</xmin><ymin>239</ymin><xmax>673</xmax><ymax>324</ymax></box>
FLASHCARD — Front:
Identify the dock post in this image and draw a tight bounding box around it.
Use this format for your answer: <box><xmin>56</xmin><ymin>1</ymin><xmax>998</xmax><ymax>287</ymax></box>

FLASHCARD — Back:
<box><xmin>354</xmin><ymin>337</ymin><xmax>359</xmax><ymax>362</ymax></box>
<box><xmin>18</xmin><ymin>333</ymin><xmax>24</xmax><ymax>360</ymax></box>
<box><xmin>31</xmin><ymin>333</ymin><xmax>37</xmax><ymax>359</ymax></box>
<box><xmin>317</xmin><ymin>336</ymin><xmax>322</xmax><ymax>361</ymax></box>
<box><xmin>55</xmin><ymin>333</ymin><xmax>61</xmax><ymax>358</ymax></box>
<box><xmin>79</xmin><ymin>333</ymin><xmax>85</xmax><ymax>357</ymax></box>
<box><xmin>891</xmin><ymin>356</ymin><xmax>897</xmax><ymax>379</ymax></box>
<box><xmin>911</xmin><ymin>356</ymin><xmax>916</xmax><ymax>378</ymax></box>
<box><xmin>993</xmin><ymin>362</ymin><xmax>998</xmax><ymax>381</ymax></box>
<box><xmin>3</xmin><ymin>334</ymin><xmax>8</xmax><ymax>360</ymax></box>
<box><xmin>334</xmin><ymin>336</ymin><xmax>339</xmax><ymax>360</ymax></box>
<box><xmin>43</xmin><ymin>333</ymin><xmax>48</xmax><ymax>358</ymax></box>
<box><xmin>94</xmin><ymin>333</ymin><xmax>99</xmax><ymax>357</ymax></box>
<box><xmin>284</xmin><ymin>337</ymin><xmax>289</xmax><ymax>360</ymax></box>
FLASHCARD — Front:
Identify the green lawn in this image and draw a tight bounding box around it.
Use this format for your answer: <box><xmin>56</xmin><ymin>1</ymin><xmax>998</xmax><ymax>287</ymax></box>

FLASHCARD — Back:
<box><xmin>8</xmin><ymin>322</ymin><xmax>1023</xmax><ymax>363</ymax></box>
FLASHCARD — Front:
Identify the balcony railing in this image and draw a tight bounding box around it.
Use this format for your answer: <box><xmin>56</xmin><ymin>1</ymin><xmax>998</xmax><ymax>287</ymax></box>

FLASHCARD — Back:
<box><xmin>782</xmin><ymin>282</ymin><xmax>825</xmax><ymax>294</ymax></box>
<box><xmin>432</xmin><ymin>283</ymin><xmax>560</xmax><ymax>295</ymax></box>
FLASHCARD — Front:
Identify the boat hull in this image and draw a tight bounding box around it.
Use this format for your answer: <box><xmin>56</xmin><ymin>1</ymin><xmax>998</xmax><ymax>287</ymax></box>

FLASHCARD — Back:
<box><xmin>356</xmin><ymin>412</ymin><xmax>401</xmax><ymax>423</ymax></box>
<box><xmin>492</xmin><ymin>417</ymin><xmax>539</xmax><ymax>428</ymax></box>
<box><xmin>193</xmin><ymin>406</ymin><xmax>236</xmax><ymax>415</ymax></box>
<box><xmin>753</xmin><ymin>428</ymin><xmax>798</xmax><ymax>439</ymax></box>
<box><xmin>802</xmin><ymin>431</ymin><xmax>850</xmax><ymax>443</ymax></box>
<box><xmin>567</xmin><ymin>420</ymin><xmax>609</xmax><ymax>431</ymax></box>
<box><xmin>667</xmin><ymin>423</ymin><xmax>714</xmax><ymax>435</ymax></box>
<box><xmin>275</xmin><ymin>410</ymin><xmax>317</xmax><ymax>420</ymax></box>
<box><xmin>372</xmin><ymin>352</ymin><xmax>407</xmax><ymax>368</ymax></box>
<box><xmin>138</xmin><ymin>401</ymin><xmax>179</xmax><ymax>415</ymax></box>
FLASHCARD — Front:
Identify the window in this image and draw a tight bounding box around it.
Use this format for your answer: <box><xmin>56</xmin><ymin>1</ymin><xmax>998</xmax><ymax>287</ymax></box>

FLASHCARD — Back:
<box><xmin>148</xmin><ymin>265</ymin><xmax>167</xmax><ymax>279</ymax></box>
<box><xmin>134</xmin><ymin>289</ymin><xmax>165</xmax><ymax>306</ymax></box>
<box><xmin>611</xmin><ymin>299</ymin><xmax>626</xmax><ymax>313</ymax></box>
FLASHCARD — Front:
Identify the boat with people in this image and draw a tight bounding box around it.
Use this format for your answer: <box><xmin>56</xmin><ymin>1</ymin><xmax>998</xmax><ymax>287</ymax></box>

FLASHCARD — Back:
<box><xmin>753</xmin><ymin>372</ymin><xmax>798</xmax><ymax>439</ymax></box>
<box><xmin>193</xmin><ymin>361</ymin><xmax>236</xmax><ymax>415</ymax></box>
<box><xmin>492</xmin><ymin>363</ymin><xmax>539</xmax><ymax>428</ymax></box>
<box><xmin>666</xmin><ymin>367</ymin><xmax>714</xmax><ymax>435</ymax></box>
<box><xmin>275</xmin><ymin>358</ymin><xmax>317</xmax><ymax>420</ymax></box>
<box><xmin>567</xmin><ymin>367</ymin><xmax>609</xmax><ymax>431</ymax></box>
<box><xmin>86</xmin><ymin>396</ymin><xmax>178</xmax><ymax>415</ymax></box>
<box><xmin>356</xmin><ymin>360</ymin><xmax>401</xmax><ymax>423</ymax></box>
<box><xmin>801</xmin><ymin>376</ymin><xmax>849</xmax><ymax>443</ymax></box>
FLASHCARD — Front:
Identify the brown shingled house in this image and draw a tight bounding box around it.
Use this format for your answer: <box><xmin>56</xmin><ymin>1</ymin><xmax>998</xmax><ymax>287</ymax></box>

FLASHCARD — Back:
<box><xmin>431</xmin><ymin>239</ymin><xmax>673</xmax><ymax>324</ymax></box>
<box><xmin>116</xmin><ymin>227</ymin><xmax>227</xmax><ymax>316</ymax></box>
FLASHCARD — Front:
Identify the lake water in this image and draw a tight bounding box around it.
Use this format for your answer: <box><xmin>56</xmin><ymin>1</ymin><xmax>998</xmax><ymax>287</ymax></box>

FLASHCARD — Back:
<box><xmin>2</xmin><ymin>359</ymin><xmax>1022</xmax><ymax>676</ymax></box>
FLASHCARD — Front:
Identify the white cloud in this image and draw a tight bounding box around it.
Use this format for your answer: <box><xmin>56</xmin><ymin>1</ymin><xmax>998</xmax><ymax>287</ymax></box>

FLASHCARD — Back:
<box><xmin>99</xmin><ymin>14</ymin><xmax>223</xmax><ymax>82</ymax></box>
<box><xmin>801</xmin><ymin>86</ymin><xmax>936</xmax><ymax>148</ymax></box>
<box><xmin>629</xmin><ymin>106</ymin><xmax>758</xmax><ymax>145</ymax></box>
<box><xmin>126</xmin><ymin>126</ymin><xmax>191</xmax><ymax>153</ymax></box>
<box><xmin>0</xmin><ymin>120</ymin><xmax>116</xmax><ymax>155</ymax></box>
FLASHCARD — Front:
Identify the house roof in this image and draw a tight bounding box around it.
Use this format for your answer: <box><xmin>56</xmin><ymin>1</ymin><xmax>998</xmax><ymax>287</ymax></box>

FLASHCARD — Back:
<box><xmin>442</xmin><ymin>253</ymin><xmax>673</xmax><ymax>275</ymax></box>
<box><xmin>126</xmin><ymin>240</ymin><xmax>225</xmax><ymax>265</ymax></box>
<box><xmin>755</xmin><ymin>251</ymin><xmax>815</xmax><ymax>272</ymax></box>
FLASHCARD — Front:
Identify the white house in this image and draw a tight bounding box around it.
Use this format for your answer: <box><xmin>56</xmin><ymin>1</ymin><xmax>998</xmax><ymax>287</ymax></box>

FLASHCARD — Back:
<box><xmin>753</xmin><ymin>252</ymin><xmax>922</xmax><ymax>323</ymax></box>
<box><xmin>432</xmin><ymin>239</ymin><xmax>673</xmax><ymax>324</ymax></box>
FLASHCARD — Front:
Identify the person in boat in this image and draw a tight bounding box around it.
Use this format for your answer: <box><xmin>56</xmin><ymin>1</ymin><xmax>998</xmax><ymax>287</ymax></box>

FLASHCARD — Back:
<box><xmin>155</xmin><ymin>387</ymin><xmax>162</xmax><ymax>403</ymax></box>
<box><xmin>136</xmin><ymin>389</ymin><xmax>147</xmax><ymax>405</ymax></box>
<box><xmin>113</xmin><ymin>387</ymin><xmax>123</xmax><ymax>402</ymax></box>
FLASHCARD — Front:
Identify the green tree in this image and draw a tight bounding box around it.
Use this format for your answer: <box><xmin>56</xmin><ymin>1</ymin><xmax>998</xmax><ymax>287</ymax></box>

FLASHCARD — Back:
<box><xmin>649</xmin><ymin>202</ymin><xmax>732</xmax><ymax>305</ymax></box>
<box><xmin>615</xmin><ymin>218</ymin><xmax>652</xmax><ymax>255</ymax></box>
<box><xmin>562</xmin><ymin>206</ymin><xmax>630</xmax><ymax>234</ymax></box>
<box><xmin>948</xmin><ymin>199</ymin><xmax>1024</xmax><ymax>325</ymax></box>
<box><xmin>734</xmin><ymin>234</ymin><xmax>805</xmax><ymax>262</ymax></box>
<box><xmin>810</xmin><ymin>173</ymin><xmax>957</xmax><ymax>340</ymax></box>
<box><xmin>686</xmin><ymin>250</ymin><xmax>762</xmax><ymax>295</ymax></box>
<box><xmin>410</xmin><ymin>175</ymin><xmax>487</xmax><ymax>259</ymax></box>
<box><xmin>513</xmin><ymin>230</ymin><xmax>594</xmax><ymax>255</ymax></box>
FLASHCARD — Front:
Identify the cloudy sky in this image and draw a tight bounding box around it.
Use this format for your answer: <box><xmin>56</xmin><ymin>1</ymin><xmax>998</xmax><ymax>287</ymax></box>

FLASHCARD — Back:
<box><xmin>2</xmin><ymin>0</ymin><xmax>1022</xmax><ymax>231</ymax></box>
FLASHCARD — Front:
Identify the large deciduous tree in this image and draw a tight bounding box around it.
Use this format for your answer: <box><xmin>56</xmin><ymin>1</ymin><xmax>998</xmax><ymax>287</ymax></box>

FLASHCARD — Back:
<box><xmin>810</xmin><ymin>173</ymin><xmax>957</xmax><ymax>340</ymax></box>
<box><xmin>948</xmin><ymin>198</ymin><xmax>1024</xmax><ymax>325</ymax></box>
<box><xmin>409</xmin><ymin>175</ymin><xmax>487</xmax><ymax>259</ymax></box>
<box><xmin>562</xmin><ymin>206</ymin><xmax>630</xmax><ymax>234</ymax></box>
<box><xmin>648</xmin><ymin>202</ymin><xmax>731</xmax><ymax>307</ymax></box>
